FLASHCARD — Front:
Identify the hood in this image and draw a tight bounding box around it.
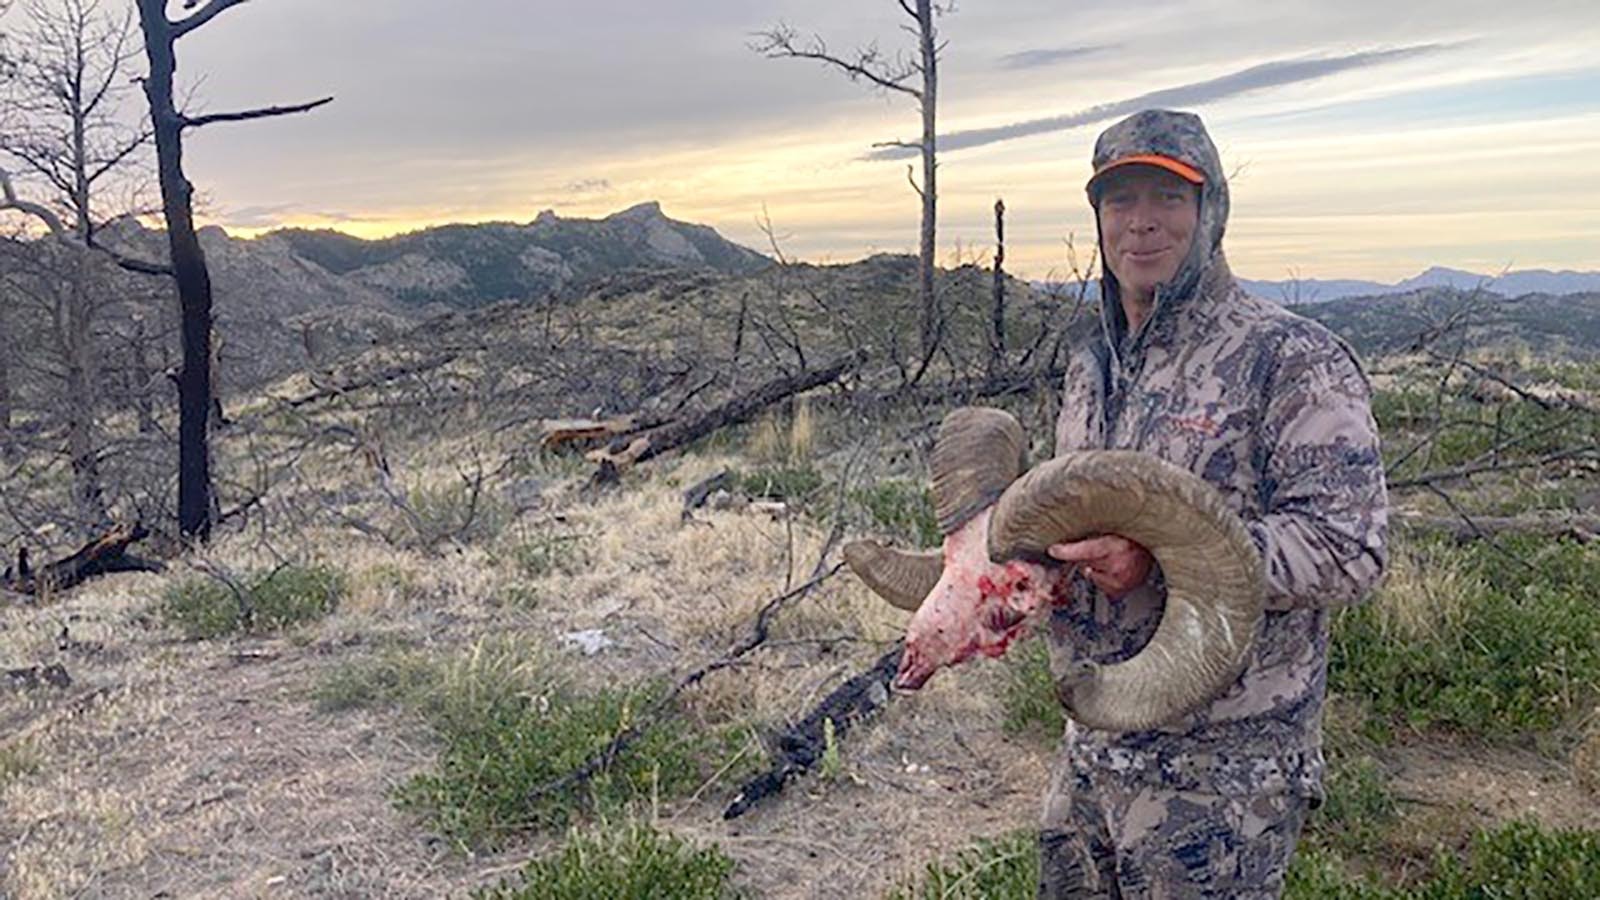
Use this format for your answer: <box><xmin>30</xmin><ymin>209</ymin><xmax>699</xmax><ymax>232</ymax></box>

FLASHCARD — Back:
<box><xmin>1088</xmin><ymin>109</ymin><xmax>1230</xmax><ymax>350</ymax></box>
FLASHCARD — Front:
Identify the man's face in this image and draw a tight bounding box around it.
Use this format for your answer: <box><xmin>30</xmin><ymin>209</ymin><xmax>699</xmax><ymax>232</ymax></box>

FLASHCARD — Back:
<box><xmin>1096</xmin><ymin>165</ymin><xmax>1201</xmax><ymax>302</ymax></box>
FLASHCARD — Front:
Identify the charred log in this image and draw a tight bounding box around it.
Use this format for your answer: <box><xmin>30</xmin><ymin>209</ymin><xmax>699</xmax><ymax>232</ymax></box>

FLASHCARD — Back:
<box><xmin>723</xmin><ymin>646</ymin><xmax>902</xmax><ymax>819</ymax></box>
<box><xmin>587</xmin><ymin>349</ymin><xmax>866</xmax><ymax>478</ymax></box>
<box><xmin>6</xmin><ymin>523</ymin><xmax>162</xmax><ymax>596</ymax></box>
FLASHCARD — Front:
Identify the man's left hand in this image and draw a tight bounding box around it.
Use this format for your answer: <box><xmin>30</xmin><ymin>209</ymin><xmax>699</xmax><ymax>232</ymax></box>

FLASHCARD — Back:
<box><xmin>1047</xmin><ymin>535</ymin><xmax>1154</xmax><ymax>598</ymax></box>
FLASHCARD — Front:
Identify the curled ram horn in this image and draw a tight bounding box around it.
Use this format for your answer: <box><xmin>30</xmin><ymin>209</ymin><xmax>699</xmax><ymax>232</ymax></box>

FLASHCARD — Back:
<box><xmin>842</xmin><ymin>405</ymin><xmax>1264</xmax><ymax>732</ymax></box>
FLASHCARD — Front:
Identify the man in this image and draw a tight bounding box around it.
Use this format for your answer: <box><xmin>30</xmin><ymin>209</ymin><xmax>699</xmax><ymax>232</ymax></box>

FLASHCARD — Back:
<box><xmin>1038</xmin><ymin>109</ymin><xmax>1389</xmax><ymax>897</ymax></box>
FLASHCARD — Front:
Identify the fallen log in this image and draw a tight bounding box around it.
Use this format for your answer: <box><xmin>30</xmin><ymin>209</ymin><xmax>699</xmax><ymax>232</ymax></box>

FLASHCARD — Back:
<box><xmin>6</xmin><ymin>523</ymin><xmax>162</xmax><ymax>597</ymax></box>
<box><xmin>538</xmin><ymin>415</ymin><xmax>643</xmax><ymax>451</ymax></box>
<box><xmin>723</xmin><ymin>646</ymin><xmax>902</xmax><ymax>820</ymax></box>
<box><xmin>586</xmin><ymin>348</ymin><xmax>867</xmax><ymax>477</ymax></box>
<box><xmin>1395</xmin><ymin>511</ymin><xmax>1600</xmax><ymax>543</ymax></box>
<box><xmin>5</xmin><ymin>664</ymin><xmax>71</xmax><ymax>690</ymax></box>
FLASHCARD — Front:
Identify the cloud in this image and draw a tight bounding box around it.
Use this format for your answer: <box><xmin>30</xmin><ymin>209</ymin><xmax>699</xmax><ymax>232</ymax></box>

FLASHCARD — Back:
<box><xmin>868</xmin><ymin>44</ymin><xmax>1451</xmax><ymax>160</ymax></box>
<box><xmin>563</xmin><ymin>177</ymin><xmax>613</xmax><ymax>194</ymax></box>
<box><xmin>997</xmin><ymin>44</ymin><xmax>1115</xmax><ymax>70</ymax></box>
<box><xmin>219</xmin><ymin>203</ymin><xmax>299</xmax><ymax>228</ymax></box>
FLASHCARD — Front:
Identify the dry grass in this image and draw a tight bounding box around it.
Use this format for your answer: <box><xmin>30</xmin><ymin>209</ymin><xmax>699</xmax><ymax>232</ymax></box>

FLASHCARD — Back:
<box><xmin>1368</xmin><ymin>540</ymin><xmax>1481</xmax><ymax>643</ymax></box>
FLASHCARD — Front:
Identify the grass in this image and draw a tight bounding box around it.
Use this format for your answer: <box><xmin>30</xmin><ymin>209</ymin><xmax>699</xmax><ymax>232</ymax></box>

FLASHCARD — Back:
<box><xmin>474</xmin><ymin>821</ymin><xmax>742</xmax><ymax>899</ymax></box>
<box><xmin>0</xmin><ymin>742</ymin><xmax>40</xmax><ymax>787</ymax></box>
<box><xmin>318</xmin><ymin>640</ymin><xmax>757</xmax><ymax>850</ymax></box>
<box><xmin>161</xmin><ymin>563</ymin><xmax>346</xmax><ymax>639</ymax></box>
<box><xmin>406</xmin><ymin>478</ymin><xmax>511</xmax><ymax>546</ymax></box>
<box><xmin>999</xmin><ymin>637</ymin><xmax>1065</xmax><ymax>740</ymax></box>
<box><xmin>1287</xmin><ymin>821</ymin><xmax>1600</xmax><ymax>899</ymax></box>
<box><xmin>1329</xmin><ymin>535</ymin><xmax>1600</xmax><ymax>737</ymax></box>
<box><xmin>885</xmin><ymin>831</ymin><xmax>1038</xmax><ymax>900</ymax></box>
<box><xmin>885</xmin><ymin>820</ymin><xmax>1600</xmax><ymax>900</ymax></box>
<box><xmin>850</xmin><ymin>479</ymin><xmax>940</xmax><ymax>549</ymax></box>
<box><xmin>736</xmin><ymin>464</ymin><xmax>823</xmax><ymax>504</ymax></box>
<box><xmin>1305</xmin><ymin>752</ymin><xmax>1398</xmax><ymax>858</ymax></box>
<box><xmin>502</xmin><ymin>530</ymin><xmax>590</xmax><ymax>579</ymax></box>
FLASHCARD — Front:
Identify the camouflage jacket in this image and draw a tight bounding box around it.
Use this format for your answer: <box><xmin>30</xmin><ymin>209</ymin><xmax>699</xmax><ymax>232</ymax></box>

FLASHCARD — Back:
<box><xmin>1048</xmin><ymin>251</ymin><xmax>1389</xmax><ymax>799</ymax></box>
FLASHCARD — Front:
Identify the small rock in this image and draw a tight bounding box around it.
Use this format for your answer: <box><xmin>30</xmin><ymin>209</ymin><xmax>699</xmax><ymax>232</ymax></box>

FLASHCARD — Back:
<box><xmin>560</xmin><ymin>629</ymin><xmax>615</xmax><ymax>656</ymax></box>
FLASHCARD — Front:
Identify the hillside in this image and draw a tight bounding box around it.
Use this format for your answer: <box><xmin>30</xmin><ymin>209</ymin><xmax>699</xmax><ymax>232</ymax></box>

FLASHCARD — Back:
<box><xmin>1299</xmin><ymin>288</ymin><xmax>1600</xmax><ymax>362</ymax></box>
<box><xmin>273</xmin><ymin>202</ymin><xmax>770</xmax><ymax>308</ymax></box>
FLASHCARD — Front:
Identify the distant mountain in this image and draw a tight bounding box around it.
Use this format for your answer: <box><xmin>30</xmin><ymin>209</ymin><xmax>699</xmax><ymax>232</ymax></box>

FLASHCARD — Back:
<box><xmin>91</xmin><ymin>219</ymin><xmax>430</xmax><ymax>392</ymax></box>
<box><xmin>1239</xmin><ymin>266</ymin><xmax>1600</xmax><ymax>304</ymax></box>
<box><xmin>271</xmin><ymin>201</ymin><xmax>770</xmax><ymax>308</ymax></box>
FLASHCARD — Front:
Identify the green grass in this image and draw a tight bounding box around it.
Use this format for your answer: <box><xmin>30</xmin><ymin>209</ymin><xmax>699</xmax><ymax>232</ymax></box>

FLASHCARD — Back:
<box><xmin>736</xmin><ymin>464</ymin><xmax>823</xmax><ymax>504</ymax></box>
<box><xmin>319</xmin><ymin>641</ymin><xmax>757</xmax><ymax>850</ymax></box>
<box><xmin>885</xmin><ymin>831</ymin><xmax>1038</xmax><ymax>900</ymax></box>
<box><xmin>1305</xmin><ymin>752</ymin><xmax>1398</xmax><ymax>858</ymax></box>
<box><xmin>884</xmin><ymin>821</ymin><xmax>1600</xmax><ymax>900</ymax></box>
<box><xmin>850</xmin><ymin>479</ymin><xmax>940</xmax><ymax>549</ymax></box>
<box><xmin>1372</xmin><ymin>387</ymin><xmax>1598</xmax><ymax>476</ymax></box>
<box><xmin>999</xmin><ymin>637</ymin><xmax>1065</xmax><ymax>740</ymax></box>
<box><xmin>0</xmin><ymin>742</ymin><xmax>40</xmax><ymax>787</ymax></box>
<box><xmin>475</xmin><ymin>821</ymin><xmax>742</xmax><ymax>899</ymax></box>
<box><xmin>161</xmin><ymin>563</ymin><xmax>346</xmax><ymax>639</ymax></box>
<box><xmin>1329</xmin><ymin>536</ymin><xmax>1600</xmax><ymax>737</ymax></box>
<box><xmin>1287</xmin><ymin>821</ymin><xmax>1600</xmax><ymax>899</ymax></box>
<box><xmin>503</xmin><ymin>531</ymin><xmax>589</xmax><ymax>579</ymax></box>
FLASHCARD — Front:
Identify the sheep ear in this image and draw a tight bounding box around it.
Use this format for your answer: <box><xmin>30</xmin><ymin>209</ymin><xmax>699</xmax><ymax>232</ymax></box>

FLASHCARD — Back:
<box><xmin>842</xmin><ymin>541</ymin><xmax>943</xmax><ymax>612</ymax></box>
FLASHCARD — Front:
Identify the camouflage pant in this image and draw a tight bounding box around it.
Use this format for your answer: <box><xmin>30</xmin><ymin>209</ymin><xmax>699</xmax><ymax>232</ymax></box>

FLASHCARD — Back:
<box><xmin>1037</xmin><ymin>765</ymin><xmax>1310</xmax><ymax>899</ymax></box>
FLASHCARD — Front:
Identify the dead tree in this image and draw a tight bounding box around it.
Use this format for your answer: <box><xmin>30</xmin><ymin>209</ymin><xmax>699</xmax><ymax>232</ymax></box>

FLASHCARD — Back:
<box><xmin>0</xmin><ymin>0</ymin><xmax>158</xmax><ymax>526</ymax></box>
<box><xmin>135</xmin><ymin>0</ymin><xmax>331</xmax><ymax>541</ymax></box>
<box><xmin>754</xmin><ymin>1</ymin><xmax>953</xmax><ymax>364</ymax></box>
<box><xmin>989</xmin><ymin>197</ymin><xmax>1006</xmax><ymax>377</ymax></box>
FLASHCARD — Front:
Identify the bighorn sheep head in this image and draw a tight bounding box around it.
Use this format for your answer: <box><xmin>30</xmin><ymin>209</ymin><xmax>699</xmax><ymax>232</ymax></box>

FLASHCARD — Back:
<box><xmin>843</xmin><ymin>407</ymin><xmax>1264</xmax><ymax>732</ymax></box>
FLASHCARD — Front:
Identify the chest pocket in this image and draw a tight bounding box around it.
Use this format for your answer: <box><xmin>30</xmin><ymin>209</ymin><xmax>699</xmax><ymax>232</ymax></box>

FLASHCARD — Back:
<box><xmin>1148</xmin><ymin>399</ymin><xmax>1260</xmax><ymax>518</ymax></box>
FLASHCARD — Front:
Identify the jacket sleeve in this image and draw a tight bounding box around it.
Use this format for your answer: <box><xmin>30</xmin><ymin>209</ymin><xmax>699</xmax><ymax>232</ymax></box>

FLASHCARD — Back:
<box><xmin>1247</xmin><ymin>329</ymin><xmax>1389</xmax><ymax>611</ymax></box>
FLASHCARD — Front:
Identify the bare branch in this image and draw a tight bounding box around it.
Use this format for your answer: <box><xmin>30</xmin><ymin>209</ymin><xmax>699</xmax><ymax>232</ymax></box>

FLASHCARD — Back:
<box><xmin>171</xmin><ymin>0</ymin><xmax>250</xmax><ymax>39</ymax></box>
<box><xmin>0</xmin><ymin>168</ymin><xmax>67</xmax><ymax>236</ymax></box>
<box><xmin>751</xmin><ymin>25</ymin><xmax>921</xmax><ymax>98</ymax></box>
<box><xmin>181</xmin><ymin>96</ymin><xmax>333</xmax><ymax>130</ymax></box>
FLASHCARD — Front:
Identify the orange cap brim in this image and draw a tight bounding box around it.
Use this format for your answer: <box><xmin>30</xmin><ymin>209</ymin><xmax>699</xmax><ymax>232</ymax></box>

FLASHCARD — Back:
<box><xmin>1088</xmin><ymin>154</ymin><xmax>1206</xmax><ymax>189</ymax></box>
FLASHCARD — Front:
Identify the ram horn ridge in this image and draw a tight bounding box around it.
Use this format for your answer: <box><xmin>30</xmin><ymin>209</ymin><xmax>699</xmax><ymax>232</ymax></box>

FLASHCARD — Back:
<box><xmin>987</xmin><ymin>450</ymin><xmax>1265</xmax><ymax>731</ymax></box>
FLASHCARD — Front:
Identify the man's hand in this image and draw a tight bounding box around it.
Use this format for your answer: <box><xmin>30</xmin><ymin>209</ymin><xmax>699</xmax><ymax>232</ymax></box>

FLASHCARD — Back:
<box><xmin>1048</xmin><ymin>535</ymin><xmax>1154</xmax><ymax>599</ymax></box>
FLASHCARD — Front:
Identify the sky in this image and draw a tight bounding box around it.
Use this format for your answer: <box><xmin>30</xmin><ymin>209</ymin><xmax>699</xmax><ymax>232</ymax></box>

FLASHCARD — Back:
<box><xmin>15</xmin><ymin>0</ymin><xmax>1600</xmax><ymax>281</ymax></box>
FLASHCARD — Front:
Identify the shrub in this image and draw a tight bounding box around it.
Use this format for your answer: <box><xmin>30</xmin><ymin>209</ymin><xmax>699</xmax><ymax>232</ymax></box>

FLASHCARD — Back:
<box><xmin>475</xmin><ymin>821</ymin><xmax>741</xmax><ymax>900</ymax></box>
<box><xmin>1288</xmin><ymin>821</ymin><xmax>1600</xmax><ymax>899</ymax></box>
<box><xmin>886</xmin><ymin>831</ymin><xmax>1037</xmax><ymax>900</ymax></box>
<box><xmin>1329</xmin><ymin>536</ymin><xmax>1600</xmax><ymax>737</ymax></box>
<box><xmin>162</xmin><ymin>564</ymin><xmax>346</xmax><ymax>639</ymax></box>
<box><xmin>736</xmin><ymin>465</ymin><xmax>823</xmax><ymax>504</ymax></box>
<box><xmin>320</xmin><ymin>640</ymin><xmax>743</xmax><ymax>850</ymax></box>
<box><xmin>504</xmin><ymin>531</ymin><xmax>589</xmax><ymax>579</ymax></box>
<box><xmin>1307</xmin><ymin>753</ymin><xmax>1397</xmax><ymax>857</ymax></box>
<box><xmin>407</xmin><ymin>478</ymin><xmax>510</xmax><ymax>546</ymax></box>
<box><xmin>850</xmin><ymin>480</ymin><xmax>940</xmax><ymax>549</ymax></box>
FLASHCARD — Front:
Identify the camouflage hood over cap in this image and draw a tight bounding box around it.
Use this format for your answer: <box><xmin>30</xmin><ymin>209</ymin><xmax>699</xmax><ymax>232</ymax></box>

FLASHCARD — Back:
<box><xmin>1089</xmin><ymin>109</ymin><xmax>1230</xmax><ymax>339</ymax></box>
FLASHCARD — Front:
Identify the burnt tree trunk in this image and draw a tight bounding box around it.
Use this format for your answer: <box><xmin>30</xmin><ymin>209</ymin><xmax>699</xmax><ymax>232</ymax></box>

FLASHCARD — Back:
<box><xmin>137</xmin><ymin>1</ymin><xmax>213</xmax><ymax>541</ymax></box>
<box><xmin>914</xmin><ymin>0</ymin><xmax>938</xmax><ymax>362</ymax></box>
<box><xmin>990</xmin><ymin>197</ymin><xmax>1006</xmax><ymax>377</ymax></box>
<box><xmin>0</xmin><ymin>330</ymin><xmax>12</xmax><ymax>458</ymax></box>
<box><xmin>64</xmin><ymin>252</ymin><xmax>107</xmax><ymax>527</ymax></box>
